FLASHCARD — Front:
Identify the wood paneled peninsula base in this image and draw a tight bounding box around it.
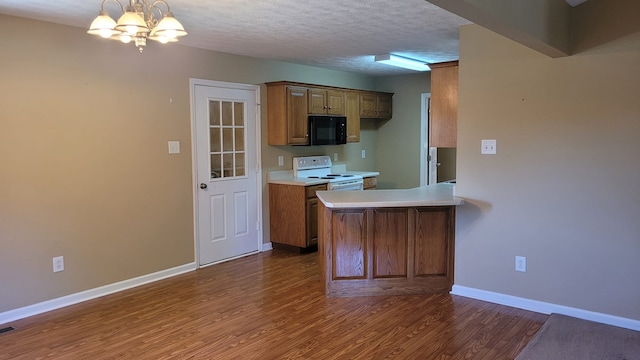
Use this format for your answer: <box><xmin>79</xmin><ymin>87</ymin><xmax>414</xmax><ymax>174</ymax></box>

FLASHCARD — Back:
<box><xmin>317</xmin><ymin>184</ymin><xmax>464</xmax><ymax>297</ymax></box>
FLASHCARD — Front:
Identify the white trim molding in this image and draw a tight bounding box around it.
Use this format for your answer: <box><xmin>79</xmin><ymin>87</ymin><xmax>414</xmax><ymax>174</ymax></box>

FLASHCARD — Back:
<box><xmin>0</xmin><ymin>262</ymin><xmax>196</xmax><ymax>326</ymax></box>
<box><xmin>451</xmin><ymin>285</ymin><xmax>640</xmax><ymax>331</ymax></box>
<box><xmin>261</xmin><ymin>242</ymin><xmax>273</xmax><ymax>252</ymax></box>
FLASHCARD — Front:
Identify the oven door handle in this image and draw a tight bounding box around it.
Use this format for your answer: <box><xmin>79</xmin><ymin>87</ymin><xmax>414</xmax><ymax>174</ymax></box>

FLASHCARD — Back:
<box><xmin>328</xmin><ymin>181</ymin><xmax>364</xmax><ymax>191</ymax></box>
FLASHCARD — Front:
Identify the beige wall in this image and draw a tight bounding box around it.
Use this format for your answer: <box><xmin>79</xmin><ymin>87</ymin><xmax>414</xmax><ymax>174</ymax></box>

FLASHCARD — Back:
<box><xmin>374</xmin><ymin>73</ymin><xmax>431</xmax><ymax>189</ymax></box>
<box><xmin>455</xmin><ymin>19</ymin><xmax>640</xmax><ymax>321</ymax></box>
<box><xmin>427</xmin><ymin>0</ymin><xmax>571</xmax><ymax>57</ymax></box>
<box><xmin>0</xmin><ymin>14</ymin><xmax>381</xmax><ymax>313</ymax></box>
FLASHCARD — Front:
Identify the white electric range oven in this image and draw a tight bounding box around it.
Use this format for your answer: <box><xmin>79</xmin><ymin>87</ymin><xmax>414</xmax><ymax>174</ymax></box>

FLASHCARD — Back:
<box><xmin>293</xmin><ymin>156</ymin><xmax>363</xmax><ymax>191</ymax></box>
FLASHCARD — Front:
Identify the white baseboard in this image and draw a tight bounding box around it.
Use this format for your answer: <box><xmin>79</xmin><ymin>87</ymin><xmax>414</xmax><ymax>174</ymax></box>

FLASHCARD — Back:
<box><xmin>451</xmin><ymin>285</ymin><xmax>640</xmax><ymax>331</ymax></box>
<box><xmin>261</xmin><ymin>242</ymin><xmax>273</xmax><ymax>252</ymax></box>
<box><xmin>0</xmin><ymin>262</ymin><xmax>196</xmax><ymax>326</ymax></box>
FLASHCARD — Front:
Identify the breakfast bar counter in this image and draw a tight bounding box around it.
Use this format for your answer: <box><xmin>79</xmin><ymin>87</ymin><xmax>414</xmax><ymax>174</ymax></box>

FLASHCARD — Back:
<box><xmin>316</xmin><ymin>184</ymin><xmax>464</xmax><ymax>297</ymax></box>
<box><xmin>316</xmin><ymin>183</ymin><xmax>463</xmax><ymax>208</ymax></box>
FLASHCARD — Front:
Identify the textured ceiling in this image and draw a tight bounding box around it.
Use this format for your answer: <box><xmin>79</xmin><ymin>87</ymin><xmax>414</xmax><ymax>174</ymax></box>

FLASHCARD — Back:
<box><xmin>0</xmin><ymin>0</ymin><xmax>472</xmax><ymax>76</ymax></box>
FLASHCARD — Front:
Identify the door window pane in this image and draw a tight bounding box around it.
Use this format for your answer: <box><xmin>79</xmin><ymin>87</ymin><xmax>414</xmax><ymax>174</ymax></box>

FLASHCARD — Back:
<box><xmin>208</xmin><ymin>100</ymin><xmax>246</xmax><ymax>180</ymax></box>
<box><xmin>222</xmin><ymin>101</ymin><xmax>233</xmax><ymax>126</ymax></box>
<box><xmin>234</xmin><ymin>102</ymin><xmax>244</xmax><ymax>126</ymax></box>
<box><xmin>209</xmin><ymin>101</ymin><xmax>220</xmax><ymax>126</ymax></box>
<box><xmin>222</xmin><ymin>128</ymin><xmax>233</xmax><ymax>152</ymax></box>
<box><xmin>211</xmin><ymin>154</ymin><xmax>221</xmax><ymax>178</ymax></box>
<box><xmin>235</xmin><ymin>129</ymin><xmax>244</xmax><ymax>151</ymax></box>
<box><xmin>210</xmin><ymin>128</ymin><xmax>221</xmax><ymax>153</ymax></box>
<box><xmin>235</xmin><ymin>153</ymin><xmax>245</xmax><ymax>176</ymax></box>
<box><xmin>223</xmin><ymin>153</ymin><xmax>233</xmax><ymax>177</ymax></box>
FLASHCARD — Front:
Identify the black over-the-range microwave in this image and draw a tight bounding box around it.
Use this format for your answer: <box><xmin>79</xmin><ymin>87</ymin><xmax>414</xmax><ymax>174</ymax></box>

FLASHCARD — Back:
<box><xmin>308</xmin><ymin>115</ymin><xmax>347</xmax><ymax>145</ymax></box>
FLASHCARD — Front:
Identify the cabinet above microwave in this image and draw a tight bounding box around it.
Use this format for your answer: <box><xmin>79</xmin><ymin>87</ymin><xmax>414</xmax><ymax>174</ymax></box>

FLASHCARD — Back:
<box><xmin>266</xmin><ymin>81</ymin><xmax>393</xmax><ymax>146</ymax></box>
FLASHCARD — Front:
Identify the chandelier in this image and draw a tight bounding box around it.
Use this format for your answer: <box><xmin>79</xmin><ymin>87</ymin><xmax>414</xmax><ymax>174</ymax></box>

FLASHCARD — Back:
<box><xmin>88</xmin><ymin>0</ymin><xmax>187</xmax><ymax>52</ymax></box>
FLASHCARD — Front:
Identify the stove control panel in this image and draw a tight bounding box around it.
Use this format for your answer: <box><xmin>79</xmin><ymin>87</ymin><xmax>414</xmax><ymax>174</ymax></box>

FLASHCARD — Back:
<box><xmin>293</xmin><ymin>156</ymin><xmax>332</xmax><ymax>171</ymax></box>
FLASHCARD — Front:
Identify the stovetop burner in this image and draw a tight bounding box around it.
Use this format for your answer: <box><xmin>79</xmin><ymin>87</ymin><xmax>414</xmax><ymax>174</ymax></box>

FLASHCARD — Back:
<box><xmin>293</xmin><ymin>156</ymin><xmax>363</xmax><ymax>184</ymax></box>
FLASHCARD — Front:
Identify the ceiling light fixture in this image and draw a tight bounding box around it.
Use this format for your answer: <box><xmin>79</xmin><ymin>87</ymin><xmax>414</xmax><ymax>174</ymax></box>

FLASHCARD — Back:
<box><xmin>374</xmin><ymin>54</ymin><xmax>431</xmax><ymax>72</ymax></box>
<box><xmin>88</xmin><ymin>0</ymin><xmax>187</xmax><ymax>52</ymax></box>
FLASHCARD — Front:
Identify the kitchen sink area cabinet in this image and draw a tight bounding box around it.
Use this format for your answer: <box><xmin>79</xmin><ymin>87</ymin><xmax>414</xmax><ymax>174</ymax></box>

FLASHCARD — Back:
<box><xmin>360</xmin><ymin>93</ymin><xmax>392</xmax><ymax>119</ymax></box>
<box><xmin>345</xmin><ymin>91</ymin><xmax>360</xmax><ymax>142</ymax></box>
<box><xmin>363</xmin><ymin>176</ymin><xmax>377</xmax><ymax>190</ymax></box>
<box><xmin>267</xmin><ymin>83</ymin><xmax>309</xmax><ymax>145</ymax></box>
<box><xmin>430</xmin><ymin>61</ymin><xmax>458</xmax><ymax>148</ymax></box>
<box><xmin>269</xmin><ymin>183</ymin><xmax>327</xmax><ymax>248</ymax></box>
<box><xmin>309</xmin><ymin>88</ymin><xmax>345</xmax><ymax>116</ymax></box>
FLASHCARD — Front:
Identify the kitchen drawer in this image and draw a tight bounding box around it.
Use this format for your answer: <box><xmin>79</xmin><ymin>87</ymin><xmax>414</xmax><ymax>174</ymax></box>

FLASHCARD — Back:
<box><xmin>306</xmin><ymin>184</ymin><xmax>328</xmax><ymax>198</ymax></box>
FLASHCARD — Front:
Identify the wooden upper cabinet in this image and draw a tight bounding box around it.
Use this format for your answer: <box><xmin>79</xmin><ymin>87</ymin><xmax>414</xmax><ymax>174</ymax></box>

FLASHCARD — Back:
<box><xmin>267</xmin><ymin>81</ymin><xmax>393</xmax><ymax>145</ymax></box>
<box><xmin>360</xmin><ymin>93</ymin><xmax>393</xmax><ymax>119</ymax></box>
<box><xmin>345</xmin><ymin>91</ymin><xmax>360</xmax><ymax>142</ymax></box>
<box><xmin>376</xmin><ymin>94</ymin><xmax>392</xmax><ymax>119</ymax></box>
<box><xmin>359</xmin><ymin>93</ymin><xmax>376</xmax><ymax>118</ymax></box>
<box><xmin>430</xmin><ymin>61</ymin><xmax>458</xmax><ymax>148</ymax></box>
<box><xmin>309</xmin><ymin>88</ymin><xmax>345</xmax><ymax>115</ymax></box>
<box><xmin>267</xmin><ymin>83</ymin><xmax>309</xmax><ymax>145</ymax></box>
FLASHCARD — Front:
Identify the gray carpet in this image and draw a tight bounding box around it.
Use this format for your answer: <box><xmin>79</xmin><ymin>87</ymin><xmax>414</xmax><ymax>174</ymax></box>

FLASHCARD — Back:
<box><xmin>516</xmin><ymin>313</ymin><xmax>640</xmax><ymax>360</ymax></box>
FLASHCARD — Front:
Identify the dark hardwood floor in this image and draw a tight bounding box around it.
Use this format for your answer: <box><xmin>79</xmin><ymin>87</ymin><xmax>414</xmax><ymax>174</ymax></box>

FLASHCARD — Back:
<box><xmin>0</xmin><ymin>250</ymin><xmax>547</xmax><ymax>359</ymax></box>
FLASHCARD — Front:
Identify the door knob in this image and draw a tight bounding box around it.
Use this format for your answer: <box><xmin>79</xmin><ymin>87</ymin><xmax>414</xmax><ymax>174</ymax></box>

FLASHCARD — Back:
<box><xmin>200</xmin><ymin>183</ymin><xmax>208</xmax><ymax>189</ymax></box>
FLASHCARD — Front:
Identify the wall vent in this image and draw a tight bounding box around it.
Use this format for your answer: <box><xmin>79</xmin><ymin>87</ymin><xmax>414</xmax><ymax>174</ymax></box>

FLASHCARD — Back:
<box><xmin>0</xmin><ymin>326</ymin><xmax>16</xmax><ymax>334</ymax></box>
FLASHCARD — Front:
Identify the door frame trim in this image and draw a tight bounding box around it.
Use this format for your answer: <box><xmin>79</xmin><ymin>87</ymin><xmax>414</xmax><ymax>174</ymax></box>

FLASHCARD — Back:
<box><xmin>189</xmin><ymin>78</ymin><xmax>263</xmax><ymax>268</ymax></box>
<box><xmin>420</xmin><ymin>92</ymin><xmax>431</xmax><ymax>186</ymax></box>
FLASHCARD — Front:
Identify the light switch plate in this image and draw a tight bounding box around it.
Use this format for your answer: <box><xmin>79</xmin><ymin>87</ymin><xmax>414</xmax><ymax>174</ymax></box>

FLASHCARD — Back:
<box><xmin>515</xmin><ymin>256</ymin><xmax>526</xmax><ymax>272</ymax></box>
<box><xmin>168</xmin><ymin>141</ymin><xmax>180</xmax><ymax>154</ymax></box>
<box><xmin>481</xmin><ymin>139</ymin><xmax>497</xmax><ymax>155</ymax></box>
<box><xmin>53</xmin><ymin>256</ymin><xmax>64</xmax><ymax>273</ymax></box>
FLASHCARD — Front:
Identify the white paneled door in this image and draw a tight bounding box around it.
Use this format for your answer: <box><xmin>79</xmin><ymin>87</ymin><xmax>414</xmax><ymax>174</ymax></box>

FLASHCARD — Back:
<box><xmin>193</xmin><ymin>81</ymin><xmax>261</xmax><ymax>266</ymax></box>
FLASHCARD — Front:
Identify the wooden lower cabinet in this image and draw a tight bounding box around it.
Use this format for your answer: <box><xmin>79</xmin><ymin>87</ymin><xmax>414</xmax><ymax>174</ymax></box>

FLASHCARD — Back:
<box><xmin>319</xmin><ymin>204</ymin><xmax>455</xmax><ymax>297</ymax></box>
<box><xmin>269</xmin><ymin>183</ymin><xmax>327</xmax><ymax>248</ymax></box>
<box><xmin>363</xmin><ymin>176</ymin><xmax>377</xmax><ymax>190</ymax></box>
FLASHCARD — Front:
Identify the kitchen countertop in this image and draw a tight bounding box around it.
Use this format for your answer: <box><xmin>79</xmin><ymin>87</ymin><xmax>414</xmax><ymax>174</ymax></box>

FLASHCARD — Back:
<box><xmin>268</xmin><ymin>168</ymin><xmax>380</xmax><ymax>186</ymax></box>
<box><xmin>317</xmin><ymin>183</ymin><xmax>464</xmax><ymax>208</ymax></box>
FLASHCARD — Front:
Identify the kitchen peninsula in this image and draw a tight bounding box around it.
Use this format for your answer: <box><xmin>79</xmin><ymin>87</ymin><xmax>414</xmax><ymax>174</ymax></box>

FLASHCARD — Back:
<box><xmin>317</xmin><ymin>184</ymin><xmax>463</xmax><ymax>297</ymax></box>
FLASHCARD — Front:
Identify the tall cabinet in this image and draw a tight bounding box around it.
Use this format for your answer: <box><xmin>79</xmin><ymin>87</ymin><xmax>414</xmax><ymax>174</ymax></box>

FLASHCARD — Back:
<box><xmin>266</xmin><ymin>84</ymin><xmax>310</xmax><ymax>145</ymax></box>
<box><xmin>429</xmin><ymin>61</ymin><xmax>458</xmax><ymax>148</ymax></box>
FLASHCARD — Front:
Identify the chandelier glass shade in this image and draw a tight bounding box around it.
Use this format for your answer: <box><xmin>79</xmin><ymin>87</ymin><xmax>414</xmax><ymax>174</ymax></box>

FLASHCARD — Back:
<box><xmin>87</xmin><ymin>0</ymin><xmax>187</xmax><ymax>52</ymax></box>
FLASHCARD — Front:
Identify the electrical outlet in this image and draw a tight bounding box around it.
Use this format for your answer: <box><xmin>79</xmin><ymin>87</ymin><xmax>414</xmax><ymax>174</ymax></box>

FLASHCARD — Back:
<box><xmin>361</xmin><ymin>150</ymin><xmax>366</xmax><ymax>158</ymax></box>
<box><xmin>53</xmin><ymin>256</ymin><xmax>64</xmax><ymax>273</ymax></box>
<box><xmin>481</xmin><ymin>139</ymin><xmax>497</xmax><ymax>155</ymax></box>
<box><xmin>333</xmin><ymin>153</ymin><xmax>338</xmax><ymax>161</ymax></box>
<box><xmin>515</xmin><ymin>256</ymin><xmax>526</xmax><ymax>272</ymax></box>
<box><xmin>168</xmin><ymin>141</ymin><xmax>180</xmax><ymax>154</ymax></box>
<box><xmin>278</xmin><ymin>156</ymin><xmax>284</xmax><ymax>167</ymax></box>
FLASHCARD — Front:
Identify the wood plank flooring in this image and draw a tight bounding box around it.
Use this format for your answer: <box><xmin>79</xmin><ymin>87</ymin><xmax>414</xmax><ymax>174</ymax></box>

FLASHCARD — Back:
<box><xmin>0</xmin><ymin>250</ymin><xmax>547</xmax><ymax>359</ymax></box>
